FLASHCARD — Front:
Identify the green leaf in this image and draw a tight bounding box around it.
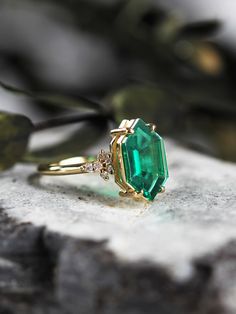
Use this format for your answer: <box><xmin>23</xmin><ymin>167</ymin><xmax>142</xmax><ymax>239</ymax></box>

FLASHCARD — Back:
<box><xmin>0</xmin><ymin>112</ymin><xmax>34</xmax><ymax>171</ymax></box>
<box><xmin>106</xmin><ymin>84</ymin><xmax>182</xmax><ymax>133</ymax></box>
<box><xmin>177</xmin><ymin>20</ymin><xmax>221</xmax><ymax>39</ymax></box>
<box><xmin>24</xmin><ymin>118</ymin><xmax>108</xmax><ymax>163</ymax></box>
<box><xmin>0</xmin><ymin>80</ymin><xmax>103</xmax><ymax>112</ymax></box>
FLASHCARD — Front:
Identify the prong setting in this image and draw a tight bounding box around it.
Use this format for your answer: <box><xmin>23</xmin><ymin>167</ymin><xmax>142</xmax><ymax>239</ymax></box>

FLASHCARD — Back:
<box><xmin>110</xmin><ymin>118</ymin><xmax>168</xmax><ymax>201</ymax></box>
<box><xmin>119</xmin><ymin>190</ymin><xmax>148</xmax><ymax>202</ymax></box>
<box><xmin>147</xmin><ymin>123</ymin><xmax>157</xmax><ymax>132</ymax></box>
<box><xmin>159</xmin><ymin>186</ymin><xmax>165</xmax><ymax>193</ymax></box>
<box><xmin>110</xmin><ymin>127</ymin><xmax>134</xmax><ymax>137</ymax></box>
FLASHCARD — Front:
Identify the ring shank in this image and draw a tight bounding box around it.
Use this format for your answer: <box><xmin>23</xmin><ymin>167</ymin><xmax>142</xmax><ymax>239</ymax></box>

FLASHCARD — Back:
<box><xmin>38</xmin><ymin>156</ymin><xmax>96</xmax><ymax>175</ymax></box>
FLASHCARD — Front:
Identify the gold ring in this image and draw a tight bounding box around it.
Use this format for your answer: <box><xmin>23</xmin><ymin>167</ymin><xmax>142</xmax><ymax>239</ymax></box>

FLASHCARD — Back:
<box><xmin>38</xmin><ymin>118</ymin><xmax>169</xmax><ymax>201</ymax></box>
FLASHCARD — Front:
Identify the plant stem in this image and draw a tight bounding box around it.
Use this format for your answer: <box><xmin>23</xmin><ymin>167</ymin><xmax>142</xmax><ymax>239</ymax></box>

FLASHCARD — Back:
<box><xmin>33</xmin><ymin>112</ymin><xmax>112</xmax><ymax>132</ymax></box>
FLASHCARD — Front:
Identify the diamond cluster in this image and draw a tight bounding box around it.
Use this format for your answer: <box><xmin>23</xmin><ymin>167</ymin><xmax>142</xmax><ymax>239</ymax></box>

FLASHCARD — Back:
<box><xmin>85</xmin><ymin>150</ymin><xmax>114</xmax><ymax>181</ymax></box>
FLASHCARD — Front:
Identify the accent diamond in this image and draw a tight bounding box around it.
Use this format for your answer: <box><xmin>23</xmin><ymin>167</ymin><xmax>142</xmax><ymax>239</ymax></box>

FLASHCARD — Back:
<box><xmin>100</xmin><ymin>171</ymin><xmax>109</xmax><ymax>181</ymax></box>
<box><xmin>93</xmin><ymin>161</ymin><xmax>102</xmax><ymax>172</ymax></box>
<box><xmin>85</xmin><ymin>163</ymin><xmax>94</xmax><ymax>172</ymax></box>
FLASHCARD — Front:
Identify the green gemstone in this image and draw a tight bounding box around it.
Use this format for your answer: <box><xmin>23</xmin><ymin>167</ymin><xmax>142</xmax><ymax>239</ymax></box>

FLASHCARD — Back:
<box><xmin>121</xmin><ymin>119</ymin><xmax>169</xmax><ymax>200</ymax></box>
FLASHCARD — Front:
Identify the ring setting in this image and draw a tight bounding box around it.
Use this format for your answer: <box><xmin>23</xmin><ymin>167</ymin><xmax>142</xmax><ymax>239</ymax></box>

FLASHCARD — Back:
<box><xmin>38</xmin><ymin>118</ymin><xmax>169</xmax><ymax>201</ymax></box>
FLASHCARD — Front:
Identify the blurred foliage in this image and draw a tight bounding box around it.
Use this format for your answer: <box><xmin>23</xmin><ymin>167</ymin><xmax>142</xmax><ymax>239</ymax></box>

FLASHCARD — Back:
<box><xmin>0</xmin><ymin>0</ymin><xmax>236</xmax><ymax>170</ymax></box>
<box><xmin>0</xmin><ymin>80</ymin><xmax>104</xmax><ymax>112</ymax></box>
<box><xmin>0</xmin><ymin>112</ymin><xmax>33</xmax><ymax>170</ymax></box>
<box><xmin>24</xmin><ymin>113</ymin><xmax>109</xmax><ymax>163</ymax></box>
<box><xmin>106</xmin><ymin>84</ymin><xmax>183</xmax><ymax>133</ymax></box>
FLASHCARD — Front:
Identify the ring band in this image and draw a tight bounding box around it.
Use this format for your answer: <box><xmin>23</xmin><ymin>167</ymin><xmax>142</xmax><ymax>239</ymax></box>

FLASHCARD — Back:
<box><xmin>38</xmin><ymin>156</ymin><xmax>97</xmax><ymax>175</ymax></box>
<box><xmin>38</xmin><ymin>118</ymin><xmax>169</xmax><ymax>201</ymax></box>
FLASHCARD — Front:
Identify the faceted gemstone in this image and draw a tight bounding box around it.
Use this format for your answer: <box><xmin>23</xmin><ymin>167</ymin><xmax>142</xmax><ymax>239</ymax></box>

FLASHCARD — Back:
<box><xmin>93</xmin><ymin>161</ymin><xmax>102</xmax><ymax>172</ymax></box>
<box><xmin>121</xmin><ymin>119</ymin><xmax>168</xmax><ymax>201</ymax></box>
<box><xmin>85</xmin><ymin>163</ymin><xmax>94</xmax><ymax>172</ymax></box>
<box><xmin>100</xmin><ymin>171</ymin><xmax>109</xmax><ymax>181</ymax></box>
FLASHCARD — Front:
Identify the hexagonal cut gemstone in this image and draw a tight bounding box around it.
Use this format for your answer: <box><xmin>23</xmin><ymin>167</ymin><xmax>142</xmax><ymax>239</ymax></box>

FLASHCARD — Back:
<box><xmin>121</xmin><ymin>119</ymin><xmax>169</xmax><ymax>200</ymax></box>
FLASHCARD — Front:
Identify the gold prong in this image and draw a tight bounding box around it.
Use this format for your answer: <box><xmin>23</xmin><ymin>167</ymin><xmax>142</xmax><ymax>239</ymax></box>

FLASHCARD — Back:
<box><xmin>119</xmin><ymin>119</ymin><xmax>130</xmax><ymax>128</ymax></box>
<box><xmin>127</xmin><ymin>128</ymin><xmax>135</xmax><ymax>134</ymax></box>
<box><xmin>110</xmin><ymin>128</ymin><xmax>127</xmax><ymax>136</ymax></box>
<box><xmin>119</xmin><ymin>189</ymin><xmax>137</xmax><ymax>198</ymax></box>
<box><xmin>159</xmin><ymin>186</ymin><xmax>165</xmax><ymax>193</ymax></box>
<box><xmin>134</xmin><ymin>191</ymin><xmax>144</xmax><ymax>199</ymax></box>
<box><xmin>119</xmin><ymin>190</ymin><xmax>128</xmax><ymax>197</ymax></box>
<box><xmin>119</xmin><ymin>189</ymin><xmax>150</xmax><ymax>202</ymax></box>
<box><xmin>134</xmin><ymin>190</ymin><xmax>149</xmax><ymax>202</ymax></box>
<box><xmin>110</xmin><ymin>127</ymin><xmax>134</xmax><ymax>137</ymax></box>
<box><xmin>147</xmin><ymin>123</ymin><xmax>157</xmax><ymax>131</ymax></box>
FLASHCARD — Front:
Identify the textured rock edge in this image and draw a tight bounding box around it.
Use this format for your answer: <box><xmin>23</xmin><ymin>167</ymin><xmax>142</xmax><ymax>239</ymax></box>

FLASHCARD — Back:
<box><xmin>1</xmin><ymin>207</ymin><xmax>236</xmax><ymax>314</ymax></box>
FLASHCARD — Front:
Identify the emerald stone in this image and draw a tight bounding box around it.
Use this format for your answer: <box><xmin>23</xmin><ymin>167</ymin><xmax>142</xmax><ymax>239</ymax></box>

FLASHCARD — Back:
<box><xmin>121</xmin><ymin>119</ymin><xmax>169</xmax><ymax>201</ymax></box>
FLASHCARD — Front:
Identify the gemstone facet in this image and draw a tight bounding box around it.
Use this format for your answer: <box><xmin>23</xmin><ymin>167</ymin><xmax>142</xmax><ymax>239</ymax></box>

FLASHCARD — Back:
<box><xmin>111</xmin><ymin>118</ymin><xmax>169</xmax><ymax>201</ymax></box>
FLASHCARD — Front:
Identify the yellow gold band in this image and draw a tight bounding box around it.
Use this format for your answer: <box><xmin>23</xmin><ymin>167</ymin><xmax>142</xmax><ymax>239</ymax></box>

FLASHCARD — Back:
<box><xmin>38</xmin><ymin>156</ymin><xmax>96</xmax><ymax>176</ymax></box>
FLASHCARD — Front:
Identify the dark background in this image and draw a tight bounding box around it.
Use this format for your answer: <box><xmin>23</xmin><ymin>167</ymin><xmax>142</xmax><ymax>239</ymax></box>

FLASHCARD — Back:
<box><xmin>0</xmin><ymin>0</ymin><xmax>236</xmax><ymax>167</ymax></box>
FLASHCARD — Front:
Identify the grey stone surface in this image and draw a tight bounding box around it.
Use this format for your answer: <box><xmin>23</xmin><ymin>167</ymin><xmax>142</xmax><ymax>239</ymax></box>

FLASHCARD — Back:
<box><xmin>0</xmin><ymin>139</ymin><xmax>236</xmax><ymax>313</ymax></box>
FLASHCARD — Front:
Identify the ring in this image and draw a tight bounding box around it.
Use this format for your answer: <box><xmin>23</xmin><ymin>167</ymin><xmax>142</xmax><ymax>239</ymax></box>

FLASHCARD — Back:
<box><xmin>38</xmin><ymin>118</ymin><xmax>169</xmax><ymax>201</ymax></box>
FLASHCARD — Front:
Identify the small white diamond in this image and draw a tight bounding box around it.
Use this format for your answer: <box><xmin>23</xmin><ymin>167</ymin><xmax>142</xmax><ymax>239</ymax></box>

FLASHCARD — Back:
<box><xmin>85</xmin><ymin>163</ymin><xmax>94</xmax><ymax>172</ymax></box>
<box><xmin>93</xmin><ymin>161</ymin><xmax>102</xmax><ymax>172</ymax></box>
<box><xmin>100</xmin><ymin>171</ymin><xmax>109</xmax><ymax>181</ymax></box>
<box><xmin>105</xmin><ymin>153</ymin><xmax>112</xmax><ymax>161</ymax></box>
<box><xmin>98</xmin><ymin>150</ymin><xmax>112</xmax><ymax>163</ymax></box>
<box><xmin>98</xmin><ymin>150</ymin><xmax>105</xmax><ymax>160</ymax></box>
<box><xmin>107</xmin><ymin>164</ymin><xmax>114</xmax><ymax>174</ymax></box>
